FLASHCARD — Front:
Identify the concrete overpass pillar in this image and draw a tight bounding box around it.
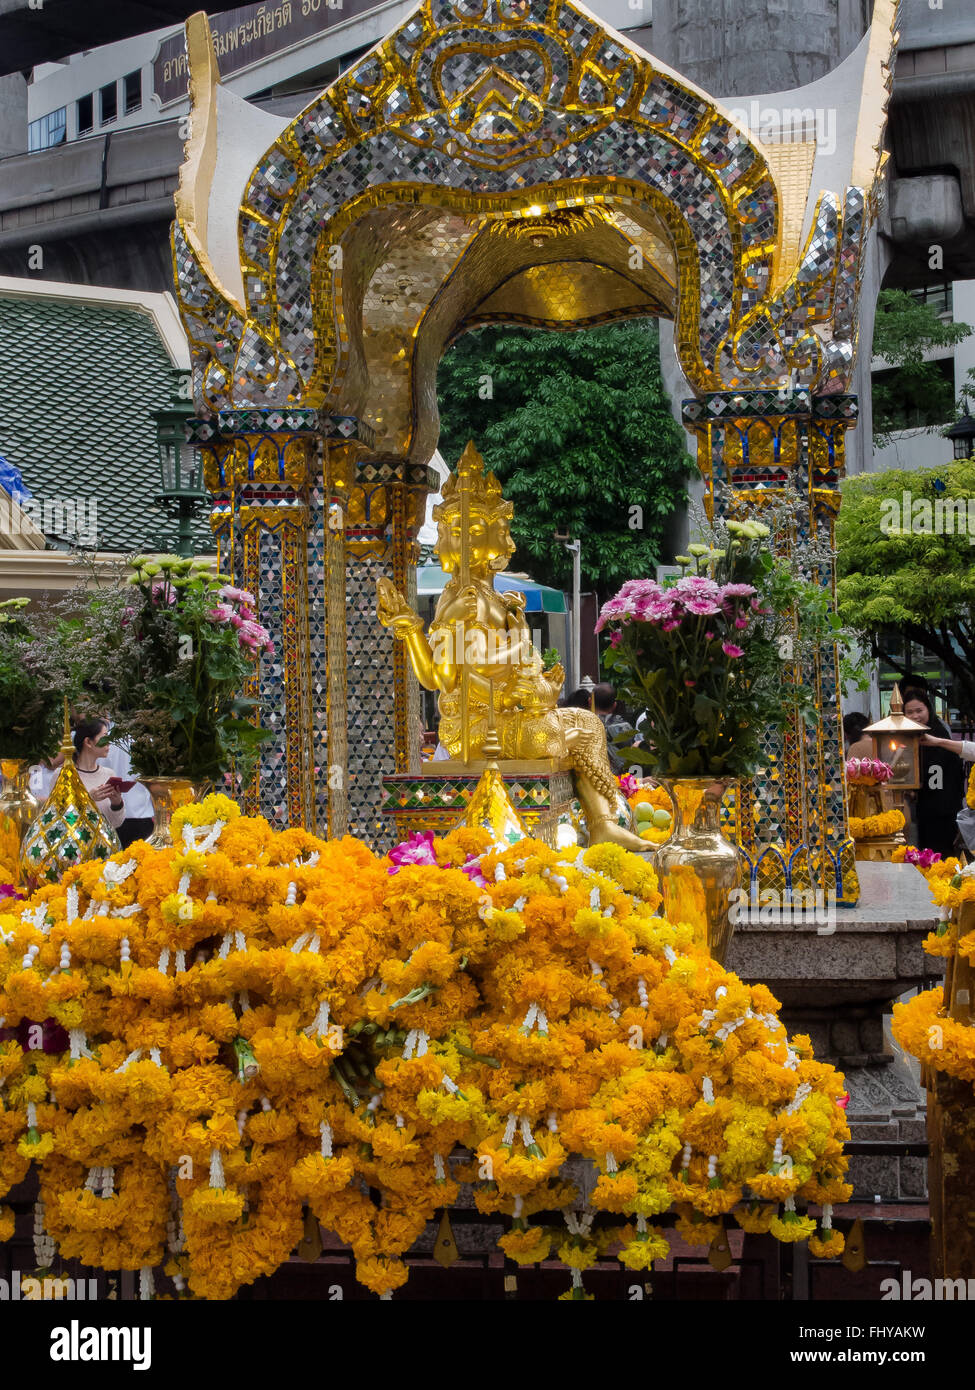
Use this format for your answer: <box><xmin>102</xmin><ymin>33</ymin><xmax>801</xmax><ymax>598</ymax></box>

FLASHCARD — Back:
<box><xmin>652</xmin><ymin>0</ymin><xmax>869</xmax><ymax>94</ymax></box>
<box><xmin>0</xmin><ymin>71</ymin><xmax>26</xmax><ymax>157</ymax></box>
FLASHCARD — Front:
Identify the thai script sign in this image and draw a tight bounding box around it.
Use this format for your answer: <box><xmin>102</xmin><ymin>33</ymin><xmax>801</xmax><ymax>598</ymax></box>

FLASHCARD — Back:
<box><xmin>153</xmin><ymin>0</ymin><xmax>382</xmax><ymax>107</ymax></box>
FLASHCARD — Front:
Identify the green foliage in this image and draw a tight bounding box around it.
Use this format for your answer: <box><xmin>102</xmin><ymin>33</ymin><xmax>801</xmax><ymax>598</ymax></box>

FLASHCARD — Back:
<box><xmin>601</xmin><ymin>488</ymin><xmax>868</xmax><ymax>777</ymax></box>
<box><xmin>871</xmin><ymin>289</ymin><xmax>972</xmax><ymax>444</ymax></box>
<box><xmin>836</xmin><ymin>461</ymin><xmax>975</xmax><ymax>717</ymax></box>
<box><xmin>437</xmin><ymin>321</ymin><xmax>693</xmax><ymax>595</ymax></box>
<box><xmin>0</xmin><ymin>598</ymin><xmax>65</xmax><ymax>764</ymax></box>
<box><xmin>600</xmin><ymin>521</ymin><xmax>860</xmax><ymax>778</ymax></box>
<box><xmin>48</xmin><ymin>558</ymin><xmax>272</xmax><ymax>784</ymax></box>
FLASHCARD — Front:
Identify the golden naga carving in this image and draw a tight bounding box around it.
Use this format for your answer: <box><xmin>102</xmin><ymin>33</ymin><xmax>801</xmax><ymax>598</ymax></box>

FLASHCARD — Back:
<box><xmin>376</xmin><ymin>441</ymin><xmax>646</xmax><ymax>851</ymax></box>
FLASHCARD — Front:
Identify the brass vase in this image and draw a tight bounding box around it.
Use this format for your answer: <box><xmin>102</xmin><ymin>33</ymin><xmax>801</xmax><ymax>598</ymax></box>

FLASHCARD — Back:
<box><xmin>0</xmin><ymin>758</ymin><xmax>39</xmax><ymax>875</ymax></box>
<box><xmin>144</xmin><ymin>777</ymin><xmax>210</xmax><ymax>848</ymax></box>
<box><xmin>653</xmin><ymin>777</ymin><xmax>742</xmax><ymax>965</ymax></box>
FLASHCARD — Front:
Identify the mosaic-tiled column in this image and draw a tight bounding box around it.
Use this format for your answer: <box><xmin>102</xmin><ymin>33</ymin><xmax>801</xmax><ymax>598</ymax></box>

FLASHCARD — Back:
<box><xmin>325</xmin><ymin>453</ymin><xmax>435</xmax><ymax>845</ymax></box>
<box><xmin>683</xmin><ymin>388</ymin><xmax>859</xmax><ymax>906</ymax></box>
<box><xmin>192</xmin><ymin>408</ymin><xmax>319</xmax><ymax>829</ymax></box>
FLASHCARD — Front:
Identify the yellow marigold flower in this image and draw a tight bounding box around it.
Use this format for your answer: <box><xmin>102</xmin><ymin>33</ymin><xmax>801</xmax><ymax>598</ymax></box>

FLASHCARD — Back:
<box><xmin>171</xmin><ymin>794</ymin><xmax>241</xmax><ymax>837</ymax></box>
<box><xmin>160</xmin><ymin>893</ymin><xmax>196</xmax><ymax>926</ymax></box>
<box><xmin>356</xmin><ymin>1256</ymin><xmax>410</xmax><ymax>1295</ymax></box>
<box><xmin>769</xmin><ymin>1210</ymin><xmax>817</xmax><ymax>1242</ymax></box>
<box><xmin>809</xmin><ymin>1229</ymin><xmax>845</xmax><ymax>1258</ymax></box>
<box><xmin>557</xmin><ymin>1239</ymin><xmax>599</xmax><ymax>1270</ymax></box>
<box><xmin>498</xmin><ymin>1224</ymin><xmax>552</xmax><ymax>1264</ymax></box>
<box><xmin>184</xmin><ymin>1186</ymin><xmax>245</xmax><ymax>1224</ymax></box>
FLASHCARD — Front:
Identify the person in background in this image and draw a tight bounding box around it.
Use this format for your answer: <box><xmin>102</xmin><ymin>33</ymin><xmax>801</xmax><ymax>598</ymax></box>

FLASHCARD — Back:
<box><xmin>103</xmin><ymin>735</ymin><xmax>155</xmax><ymax>848</ymax></box>
<box><xmin>843</xmin><ymin>711</ymin><xmax>872</xmax><ymax>757</ymax></box>
<box><xmin>71</xmin><ymin>718</ymin><xmax>126</xmax><ymax>832</ymax></box>
<box><xmin>902</xmin><ymin>688</ymin><xmax>965</xmax><ymax>857</ymax></box>
<box><xmin>593</xmin><ymin>682</ymin><xmax>637</xmax><ymax>776</ymax></box>
<box><xmin>561</xmin><ymin>688</ymin><xmax>594</xmax><ymax>710</ymax></box>
<box><xmin>921</xmin><ymin>731</ymin><xmax>975</xmax><ymax>762</ymax></box>
<box><xmin>29</xmin><ymin>754</ymin><xmax>62</xmax><ymax>802</ymax></box>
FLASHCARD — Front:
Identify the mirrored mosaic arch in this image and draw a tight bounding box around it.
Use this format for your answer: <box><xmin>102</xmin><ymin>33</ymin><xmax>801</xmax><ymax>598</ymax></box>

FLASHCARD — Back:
<box><xmin>173</xmin><ymin>0</ymin><xmax>884</xmax><ymax>436</ymax></box>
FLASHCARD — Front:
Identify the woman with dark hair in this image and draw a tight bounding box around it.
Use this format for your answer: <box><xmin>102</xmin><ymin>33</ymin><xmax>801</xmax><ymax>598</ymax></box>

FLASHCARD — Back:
<box><xmin>72</xmin><ymin>718</ymin><xmax>126</xmax><ymax>832</ymax></box>
<box><xmin>843</xmin><ymin>711</ymin><xmax>872</xmax><ymax>757</ymax></box>
<box><xmin>902</xmin><ymin>688</ymin><xmax>965</xmax><ymax>857</ymax></box>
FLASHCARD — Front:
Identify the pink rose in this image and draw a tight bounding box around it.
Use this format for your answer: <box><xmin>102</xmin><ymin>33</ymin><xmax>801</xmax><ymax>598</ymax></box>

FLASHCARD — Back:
<box><xmin>219</xmin><ymin>585</ymin><xmax>256</xmax><ymax>605</ymax></box>
<box><xmin>207</xmin><ymin>603</ymin><xmax>235</xmax><ymax>624</ymax></box>
<box><xmin>237</xmin><ymin>618</ymin><xmax>274</xmax><ymax>654</ymax></box>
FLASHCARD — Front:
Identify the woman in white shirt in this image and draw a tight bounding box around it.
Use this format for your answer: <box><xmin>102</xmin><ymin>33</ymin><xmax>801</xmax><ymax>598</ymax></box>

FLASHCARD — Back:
<box><xmin>71</xmin><ymin>718</ymin><xmax>126</xmax><ymax>831</ymax></box>
<box><xmin>103</xmin><ymin>735</ymin><xmax>155</xmax><ymax>848</ymax></box>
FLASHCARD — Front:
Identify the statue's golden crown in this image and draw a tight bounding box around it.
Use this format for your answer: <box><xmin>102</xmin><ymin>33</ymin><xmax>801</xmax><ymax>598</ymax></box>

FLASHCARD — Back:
<box><xmin>432</xmin><ymin>441</ymin><xmax>514</xmax><ymax>524</ymax></box>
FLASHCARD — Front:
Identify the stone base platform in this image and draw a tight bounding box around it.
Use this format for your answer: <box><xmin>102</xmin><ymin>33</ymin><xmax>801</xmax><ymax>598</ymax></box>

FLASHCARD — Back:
<box><xmin>727</xmin><ymin>860</ymin><xmax>940</xmax><ymax>1201</ymax></box>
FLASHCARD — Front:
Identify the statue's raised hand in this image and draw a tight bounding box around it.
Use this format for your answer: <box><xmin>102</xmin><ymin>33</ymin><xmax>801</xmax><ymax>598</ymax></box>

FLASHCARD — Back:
<box><xmin>376</xmin><ymin>577</ymin><xmax>422</xmax><ymax>636</ymax></box>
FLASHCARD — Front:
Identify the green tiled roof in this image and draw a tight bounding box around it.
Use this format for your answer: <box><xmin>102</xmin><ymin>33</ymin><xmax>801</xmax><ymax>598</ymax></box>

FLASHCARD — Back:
<box><xmin>0</xmin><ymin>292</ymin><xmax>210</xmax><ymax>554</ymax></box>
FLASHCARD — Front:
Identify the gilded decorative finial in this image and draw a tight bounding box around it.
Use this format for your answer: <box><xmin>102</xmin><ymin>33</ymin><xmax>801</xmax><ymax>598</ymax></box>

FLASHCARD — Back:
<box><xmin>59</xmin><ymin>696</ymin><xmax>73</xmax><ymax>757</ymax></box>
<box><xmin>889</xmin><ymin>683</ymin><xmax>903</xmax><ymax>715</ymax></box>
<box><xmin>19</xmin><ymin>701</ymin><xmax>120</xmax><ymax>888</ymax></box>
<box><xmin>460</xmin><ymin>764</ymin><xmax>527</xmax><ymax>845</ymax></box>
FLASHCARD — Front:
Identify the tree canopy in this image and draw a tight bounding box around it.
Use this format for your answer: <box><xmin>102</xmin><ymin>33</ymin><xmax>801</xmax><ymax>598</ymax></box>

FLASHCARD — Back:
<box><xmin>436</xmin><ymin>320</ymin><xmax>692</xmax><ymax>595</ymax></box>
<box><xmin>836</xmin><ymin>461</ymin><xmax>975</xmax><ymax>717</ymax></box>
<box><xmin>871</xmin><ymin>289</ymin><xmax>971</xmax><ymax>444</ymax></box>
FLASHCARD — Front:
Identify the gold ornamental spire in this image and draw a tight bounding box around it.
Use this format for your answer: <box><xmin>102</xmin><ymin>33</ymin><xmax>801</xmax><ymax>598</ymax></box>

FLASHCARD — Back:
<box><xmin>20</xmin><ymin>700</ymin><xmax>121</xmax><ymax>888</ymax></box>
<box><xmin>460</xmin><ymin>763</ymin><xmax>527</xmax><ymax>846</ymax></box>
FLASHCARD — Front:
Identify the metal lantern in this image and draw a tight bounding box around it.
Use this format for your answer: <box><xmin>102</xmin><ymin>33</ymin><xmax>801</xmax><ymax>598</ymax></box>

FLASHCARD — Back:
<box><xmin>946</xmin><ymin>410</ymin><xmax>975</xmax><ymax>461</ymax></box>
<box><xmin>863</xmin><ymin>684</ymin><xmax>926</xmax><ymax>791</ymax></box>
<box><xmin>152</xmin><ymin>380</ymin><xmax>207</xmax><ymax>557</ymax></box>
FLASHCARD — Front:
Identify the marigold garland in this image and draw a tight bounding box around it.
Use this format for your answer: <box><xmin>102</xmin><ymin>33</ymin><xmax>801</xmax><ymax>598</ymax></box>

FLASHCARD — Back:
<box><xmin>0</xmin><ymin>794</ymin><xmax>851</xmax><ymax>1298</ymax></box>
<box><xmin>891</xmin><ymin>855</ymin><xmax>975</xmax><ymax>1086</ymax></box>
<box><xmin>847</xmin><ymin>809</ymin><xmax>905</xmax><ymax>841</ymax></box>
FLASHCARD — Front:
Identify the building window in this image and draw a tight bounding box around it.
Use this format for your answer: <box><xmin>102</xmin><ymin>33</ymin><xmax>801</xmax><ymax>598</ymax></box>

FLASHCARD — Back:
<box><xmin>99</xmin><ymin>81</ymin><xmax>117</xmax><ymax>126</ymax></box>
<box><xmin>909</xmin><ymin>283</ymin><xmax>953</xmax><ymax>318</ymax></box>
<box><xmin>871</xmin><ymin>358</ymin><xmax>956</xmax><ymax>433</ymax></box>
<box><xmin>77</xmin><ymin>92</ymin><xmax>94</xmax><ymax>135</ymax></box>
<box><xmin>27</xmin><ymin>107</ymin><xmax>67</xmax><ymax>151</ymax></box>
<box><xmin>123</xmin><ymin>70</ymin><xmax>142</xmax><ymax>115</ymax></box>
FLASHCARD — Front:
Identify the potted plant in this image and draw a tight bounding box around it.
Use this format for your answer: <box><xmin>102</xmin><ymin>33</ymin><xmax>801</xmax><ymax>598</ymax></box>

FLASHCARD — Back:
<box><xmin>61</xmin><ymin>557</ymin><xmax>273</xmax><ymax>843</ymax></box>
<box><xmin>598</xmin><ymin>513</ymin><xmax>864</xmax><ymax>959</ymax></box>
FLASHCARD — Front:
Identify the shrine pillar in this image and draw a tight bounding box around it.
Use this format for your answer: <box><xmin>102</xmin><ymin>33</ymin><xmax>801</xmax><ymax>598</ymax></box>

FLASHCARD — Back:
<box><xmin>191</xmin><ymin>409</ymin><xmax>393</xmax><ymax>837</ymax></box>
<box><xmin>684</xmin><ymin>387</ymin><xmax>860</xmax><ymax>906</ymax></box>
<box><xmin>322</xmin><ymin>449</ymin><xmax>435</xmax><ymax>843</ymax></box>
